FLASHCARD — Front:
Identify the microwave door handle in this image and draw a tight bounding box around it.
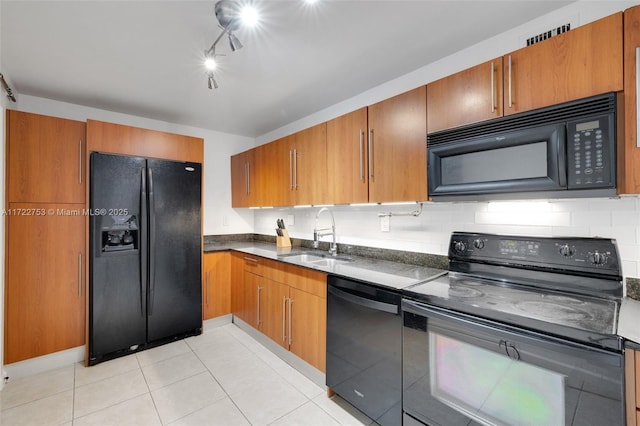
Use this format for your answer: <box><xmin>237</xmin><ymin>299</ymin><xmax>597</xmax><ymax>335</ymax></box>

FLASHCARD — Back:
<box><xmin>557</xmin><ymin>128</ymin><xmax>567</xmax><ymax>187</ymax></box>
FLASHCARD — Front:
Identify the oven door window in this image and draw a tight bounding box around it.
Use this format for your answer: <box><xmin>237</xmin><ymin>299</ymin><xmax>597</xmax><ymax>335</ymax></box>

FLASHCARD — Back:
<box><xmin>429</xmin><ymin>331</ymin><xmax>564</xmax><ymax>426</ymax></box>
<box><xmin>428</xmin><ymin>123</ymin><xmax>566</xmax><ymax>196</ymax></box>
<box><xmin>402</xmin><ymin>304</ymin><xmax>624</xmax><ymax>426</ymax></box>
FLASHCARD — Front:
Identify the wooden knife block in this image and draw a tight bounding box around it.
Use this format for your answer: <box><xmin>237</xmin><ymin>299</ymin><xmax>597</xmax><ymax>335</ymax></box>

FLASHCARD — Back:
<box><xmin>277</xmin><ymin>230</ymin><xmax>292</xmax><ymax>248</ymax></box>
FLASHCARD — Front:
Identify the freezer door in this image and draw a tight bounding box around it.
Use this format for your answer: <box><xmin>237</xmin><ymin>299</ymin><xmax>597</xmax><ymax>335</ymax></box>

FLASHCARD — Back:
<box><xmin>89</xmin><ymin>153</ymin><xmax>147</xmax><ymax>363</ymax></box>
<box><xmin>146</xmin><ymin>159</ymin><xmax>202</xmax><ymax>342</ymax></box>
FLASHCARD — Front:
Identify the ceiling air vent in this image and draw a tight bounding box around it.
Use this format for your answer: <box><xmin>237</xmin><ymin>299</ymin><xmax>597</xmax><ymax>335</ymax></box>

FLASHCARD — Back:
<box><xmin>526</xmin><ymin>23</ymin><xmax>571</xmax><ymax>46</ymax></box>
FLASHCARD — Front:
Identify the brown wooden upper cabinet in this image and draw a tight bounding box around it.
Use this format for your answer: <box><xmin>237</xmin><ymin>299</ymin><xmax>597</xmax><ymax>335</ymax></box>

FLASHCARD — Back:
<box><xmin>427</xmin><ymin>12</ymin><xmax>623</xmax><ymax>132</ymax></box>
<box><xmin>326</xmin><ymin>87</ymin><xmax>427</xmax><ymax>204</ymax></box>
<box><xmin>427</xmin><ymin>58</ymin><xmax>504</xmax><ymax>133</ymax></box>
<box><xmin>621</xmin><ymin>5</ymin><xmax>640</xmax><ymax>194</ymax></box>
<box><xmin>505</xmin><ymin>12</ymin><xmax>622</xmax><ymax>116</ymax></box>
<box><xmin>368</xmin><ymin>86</ymin><xmax>427</xmax><ymax>203</ymax></box>
<box><xmin>326</xmin><ymin>108</ymin><xmax>369</xmax><ymax>204</ymax></box>
<box><xmin>230</xmin><ymin>149</ymin><xmax>257</xmax><ymax>207</ymax></box>
<box><xmin>249</xmin><ymin>123</ymin><xmax>327</xmax><ymax>207</ymax></box>
<box><xmin>7</xmin><ymin>110</ymin><xmax>86</xmax><ymax>203</ymax></box>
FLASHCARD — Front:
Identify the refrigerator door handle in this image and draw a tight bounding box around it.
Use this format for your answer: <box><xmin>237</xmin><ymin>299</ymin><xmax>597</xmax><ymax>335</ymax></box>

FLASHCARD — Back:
<box><xmin>140</xmin><ymin>167</ymin><xmax>148</xmax><ymax>317</ymax></box>
<box><xmin>148</xmin><ymin>167</ymin><xmax>157</xmax><ymax>315</ymax></box>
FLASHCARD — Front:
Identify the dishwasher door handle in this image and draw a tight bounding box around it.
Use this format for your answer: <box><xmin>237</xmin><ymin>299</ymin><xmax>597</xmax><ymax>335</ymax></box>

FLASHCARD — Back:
<box><xmin>328</xmin><ymin>285</ymin><xmax>398</xmax><ymax>314</ymax></box>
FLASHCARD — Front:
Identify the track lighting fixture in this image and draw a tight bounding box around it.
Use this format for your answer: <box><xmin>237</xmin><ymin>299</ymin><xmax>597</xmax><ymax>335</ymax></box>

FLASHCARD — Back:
<box><xmin>207</xmin><ymin>72</ymin><xmax>219</xmax><ymax>89</ymax></box>
<box><xmin>204</xmin><ymin>0</ymin><xmax>256</xmax><ymax>90</ymax></box>
<box><xmin>228</xmin><ymin>31</ymin><xmax>243</xmax><ymax>52</ymax></box>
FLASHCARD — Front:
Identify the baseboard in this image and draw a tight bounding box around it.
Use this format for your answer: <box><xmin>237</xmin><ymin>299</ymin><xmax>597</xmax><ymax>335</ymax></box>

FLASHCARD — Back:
<box><xmin>4</xmin><ymin>346</ymin><xmax>85</xmax><ymax>381</ymax></box>
<box><xmin>232</xmin><ymin>316</ymin><xmax>326</xmax><ymax>389</ymax></box>
<box><xmin>3</xmin><ymin>316</ymin><xmax>234</xmax><ymax>382</ymax></box>
<box><xmin>203</xmin><ymin>314</ymin><xmax>233</xmax><ymax>331</ymax></box>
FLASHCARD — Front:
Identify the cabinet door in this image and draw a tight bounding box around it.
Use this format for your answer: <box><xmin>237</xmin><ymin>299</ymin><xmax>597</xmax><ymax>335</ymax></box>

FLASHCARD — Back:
<box><xmin>368</xmin><ymin>86</ymin><xmax>427</xmax><ymax>203</ymax></box>
<box><xmin>289</xmin><ymin>287</ymin><xmax>326</xmax><ymax>372</ymax></box>
<box><xmin>87</xmin><ymin>120</ymin><xmax>203</xmax><ymax>164</ymax></box>
<box><xmin>504</xmin><ymin>12</ymin><xmax>623</xmax><ymax>116</ymax></box>
<box><xmin>293</xmin><ymin>123</ymin><xmax>327</xmax><ymax>206</ymax></box>
<box><xmin>427</xmin><ymin>58</ymin><xmax>503</xmax><ymax>133</ymax></box>
<box><xmin>260</xmin><ymin>279</ymin><xmax>290</xmax><ymax>349</ymax></box>
<box><xmin>203</xmin><ymin>252</ymin><xmax>231</xmax><ymax>320</ymax></box>
<box><xmin>7</xmin><ymin>110</ymin><xmax>86</xmax><ymax>203</ymax></box>
<box><xmin>231</xmin><ymin>151</ymin><xmax>256</xmax><ymax>208</ymax></box>
<box><xmin>256</xmin><ymin>136</ymin><xmax>293</xmax><ymax>207</ymax></box>
<box><xmin>5</xmin><ymin>203</ymin><xmax>85</xmax><ymax>363</ymax></box>
<box><xmin>326</xmin><ymin>108</ymin><xmax>369</xmax><ymax>204</ymax></box>
<box><xmin>233</xmin><ymin>270</ymin><xmax>260</xmax><ymax>329</ymax></box>
<box><xmin>622</xmin><ymin>6</ymin><xmax>640</xmax><ymax>194</ymax></box>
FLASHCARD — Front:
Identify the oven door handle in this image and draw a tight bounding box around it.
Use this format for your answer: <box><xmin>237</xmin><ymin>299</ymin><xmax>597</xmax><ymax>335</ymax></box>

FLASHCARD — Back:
<box><xmin>329</xmin><ymin>285</ymin><xmax>398</xmax><ymax>314</ymax></box>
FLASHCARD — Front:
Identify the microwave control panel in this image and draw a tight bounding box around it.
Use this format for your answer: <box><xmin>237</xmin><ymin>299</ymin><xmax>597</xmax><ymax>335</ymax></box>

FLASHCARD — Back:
<box><xmin>566</xmin><ymin>114</ymin><xmax>614</xmax><ymax>189</ymax></box>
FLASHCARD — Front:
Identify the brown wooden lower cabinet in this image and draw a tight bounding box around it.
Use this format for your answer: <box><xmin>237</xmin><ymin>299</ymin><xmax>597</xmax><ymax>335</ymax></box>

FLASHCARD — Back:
<box><xmin>5</xmin><ymin>203</ymin><xmax>85</xmax><ymax>364</ymax></box>
<box><xmin>625</xmin><ymin>347</ymin><xmax>640</xmax><ymax>426</ymax></box>
<box><xmin>230</xmin><ymin>252</ymin><xmax>327</xmax><ymax>372</ymax></box>
<box><xmin>202</xmin><ymin>252</ymin><xmax>231</xmax><ymax>320</ymax></box>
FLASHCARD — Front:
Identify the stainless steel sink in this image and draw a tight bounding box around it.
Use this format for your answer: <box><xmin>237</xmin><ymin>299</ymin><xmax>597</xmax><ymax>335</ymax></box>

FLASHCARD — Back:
<box><xmin>279</xmin><ymin>252</ymin><xmax>353</xmax><ymax>267</ymax></box>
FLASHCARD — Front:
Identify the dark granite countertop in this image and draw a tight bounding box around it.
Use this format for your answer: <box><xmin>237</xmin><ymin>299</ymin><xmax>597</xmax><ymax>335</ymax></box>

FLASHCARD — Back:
<box><xmin>204</xmin><ymin>235</ymin><xmax>448</xmax><ymax>290</ymax></box>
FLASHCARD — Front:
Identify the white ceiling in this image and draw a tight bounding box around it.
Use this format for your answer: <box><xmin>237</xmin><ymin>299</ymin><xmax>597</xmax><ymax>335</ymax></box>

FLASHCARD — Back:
<box><xmin>1</xmin><ymin>1</ymin><xmax>575</xmax><ymax>138</ymax></box>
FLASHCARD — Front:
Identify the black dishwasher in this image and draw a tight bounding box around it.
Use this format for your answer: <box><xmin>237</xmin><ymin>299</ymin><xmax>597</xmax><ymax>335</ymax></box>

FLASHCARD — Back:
<box><xmin>326</xmin><ymin>275</ymin><xmax>402</xmax><ymax>426</ymax></box>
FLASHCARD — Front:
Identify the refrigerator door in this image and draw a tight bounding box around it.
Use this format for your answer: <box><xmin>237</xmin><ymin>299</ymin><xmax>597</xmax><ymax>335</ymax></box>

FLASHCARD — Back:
<box><xmin>90</xmin><ymin>153</ymin><xmax>147</xmax><ymax>363</ymax></box>
<box><xmin>146</xmin><ymin>158</ymin><xmax>202</xmax><ymax>342</ymax></box>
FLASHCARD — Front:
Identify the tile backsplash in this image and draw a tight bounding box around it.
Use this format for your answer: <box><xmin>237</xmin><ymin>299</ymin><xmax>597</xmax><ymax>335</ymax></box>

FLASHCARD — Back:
<box><xmin>254</xmin><ymin>196</ymin><xmax>640</xmax><ymax>284</ymax></box>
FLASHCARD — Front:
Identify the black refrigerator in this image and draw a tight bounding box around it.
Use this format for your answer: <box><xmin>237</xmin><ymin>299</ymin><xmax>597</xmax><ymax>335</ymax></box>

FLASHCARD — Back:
<box><xmin>89</xmin><ymin>152</ymin><xmax>202</xmax><ymax>365</ymax></box>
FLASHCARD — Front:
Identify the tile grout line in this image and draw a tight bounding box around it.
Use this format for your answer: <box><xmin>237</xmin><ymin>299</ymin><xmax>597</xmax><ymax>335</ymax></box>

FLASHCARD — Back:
<box><xmin>186</xmin><ymin>328</ymin><xmax>255</xmax><ymax>426</ymax></box>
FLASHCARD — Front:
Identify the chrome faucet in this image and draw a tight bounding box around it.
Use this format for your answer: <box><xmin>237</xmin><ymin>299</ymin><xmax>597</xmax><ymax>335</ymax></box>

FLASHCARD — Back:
<box><xmin>313</xmin><ymin>207</ymin><xmax>337</xmax><ymax>255</ymax></box>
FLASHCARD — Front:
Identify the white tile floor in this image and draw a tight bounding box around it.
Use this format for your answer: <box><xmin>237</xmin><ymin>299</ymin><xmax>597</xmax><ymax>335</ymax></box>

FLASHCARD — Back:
<box><xmin>0</xmin><ymin>324</ymin><xmax>374</xmax><ymax>426</ymax></box>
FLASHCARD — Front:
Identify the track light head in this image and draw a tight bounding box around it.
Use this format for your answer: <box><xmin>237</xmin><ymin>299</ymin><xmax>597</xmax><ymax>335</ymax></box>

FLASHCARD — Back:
<box><xmin>207</xmin><ymin>72</ymin><xmax>219</xmax><ymax>90</ymax></box>
<box><xmin>228</xmin><ymin>32</ymin><xmax>243</xmax><ymax>52</ymax></box>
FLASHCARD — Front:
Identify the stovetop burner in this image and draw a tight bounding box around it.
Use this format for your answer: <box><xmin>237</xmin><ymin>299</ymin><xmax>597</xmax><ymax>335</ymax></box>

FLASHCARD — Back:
<box><xmin>514</xmin><ymin>300</ymin><xmax>592</xmax><ymax>322</ymax></box>
<box><xmin>402</xmin><ymin>232</ymin><xmax>624</xmax><ymax>351</ymax></box>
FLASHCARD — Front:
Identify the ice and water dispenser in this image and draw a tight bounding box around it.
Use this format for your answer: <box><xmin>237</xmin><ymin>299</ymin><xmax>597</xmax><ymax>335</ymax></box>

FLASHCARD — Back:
<box><xmin>100</xmin><ymin>215</ymin><xmax>139</xmax><ymax>253</ymax></box>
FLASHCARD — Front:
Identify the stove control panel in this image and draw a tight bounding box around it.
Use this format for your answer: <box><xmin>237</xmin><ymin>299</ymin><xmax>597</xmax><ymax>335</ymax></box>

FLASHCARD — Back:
<box><xmin>449</xmin><ymin>232</ymin><xmax>621</xmax><ymax>277</ymax></box>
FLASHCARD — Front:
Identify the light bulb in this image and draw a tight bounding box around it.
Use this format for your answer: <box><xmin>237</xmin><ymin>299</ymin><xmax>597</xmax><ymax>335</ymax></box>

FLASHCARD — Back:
<box><xmin>240</xmin><ymin>5</ymin><xmax>259</xmax><ymax>26</ymax></box>
<box><xmin>204</xmin><ymin>57</ymin><xmax>217</xmax><ymax>71</ymax></box>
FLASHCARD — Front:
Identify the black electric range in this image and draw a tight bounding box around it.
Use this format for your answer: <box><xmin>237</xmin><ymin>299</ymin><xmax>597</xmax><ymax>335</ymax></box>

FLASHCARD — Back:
<box><xmin>401</xmin><ymin>232</ymin><xmax>626</xmax><ymax>426</ymax></box>
<box><xmin>403</xmin><ymin>232</ymin><xmax>623</xmax><ymax>351</ymax></box>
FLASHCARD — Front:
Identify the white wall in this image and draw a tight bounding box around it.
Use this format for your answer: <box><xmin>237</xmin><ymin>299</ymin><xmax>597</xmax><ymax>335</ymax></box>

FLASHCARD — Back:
<box><xmin>253</xmin><ymin>0</ymin><xmax>640</xmax><ymax>287</ymax></box>
<box><xmin>7</xmin><ymin>94</ymin><xmax>256</xmax><ymax>235</ymax></box>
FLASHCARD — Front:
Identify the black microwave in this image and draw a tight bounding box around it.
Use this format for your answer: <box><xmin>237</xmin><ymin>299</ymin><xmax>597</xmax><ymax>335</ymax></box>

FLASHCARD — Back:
<box><xmin>427</xmin><ymin>93</ymin><xmax>617</xmax><ymax>201</ymax></box>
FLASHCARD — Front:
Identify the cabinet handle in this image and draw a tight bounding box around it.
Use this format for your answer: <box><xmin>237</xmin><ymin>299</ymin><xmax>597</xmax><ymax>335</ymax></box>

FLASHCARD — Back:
<box><xmin>508</xmin><ymin>55</ymin><xmax>513</xmax><ymax>108</ymax></box>
<box><xmin>289</xmin><ymin>150</ymin><xmax>293</xmax><ymax>189</ymax></box>
<box><xmin>77</xmin><ymin>253</ymin><xmax>83</xmax><ymax>297</ymax></box>
<box><xmin>78</xmin><ymin>139</ymin><xmax>83</xmax><ymax>185</ymax></box>
<box><xmin>243</xmin><ymin>256</ymin><xmax>258</xmax><ymax>263</ymax></box>
<box><xmin>245</xmin><ymin>162</ymin><xmax>250</xmax><ymax>195</ymax></box>
<box><xmin>288</xmin><ymin>297</ymin><xmax>293</xmax><ymax>345</ymax></box>
<box><xmin>359</xmin><ymin>129</ymin><xmax>364</xmax><ymax>181</ymax></box>
<box><xmin>368</xmin><ymin>128</ymin><xmax>374</xmax><ymax>180</ymax></box>
<box><xmin>282</xmin><ymin>296</ymin><xmax>287</xmax><ymax>342</ymax></box>
<box><xmin>490</xmin><ymin>62</ymin><xmax>496</xmax><ymax>113</ymax></box>
<box><xmin>257</xmin><ymin>286</ymin><xmax>263</xmax><ymax>325</ymax></box>
<box><xmin>293</xmin><ymin>148</ymin><xmax>298</xmax><ymax>189</ymax></box>
<box><xmin>636</xmin><ymin>47</ymin><xmax>640</xmax><ymax>147</ymax></box>
<box><xmin>205</xmin><ymin>271</ymin><xmax>210</xmax><ymax>307</ymax></box>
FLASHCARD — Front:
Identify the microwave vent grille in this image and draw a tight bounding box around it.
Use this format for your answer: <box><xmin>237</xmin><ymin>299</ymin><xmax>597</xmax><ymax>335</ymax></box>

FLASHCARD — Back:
<box><xmin>427</xmin><ymin>92</ymin><xmax>616</xmax><ymax>147</ymax></box>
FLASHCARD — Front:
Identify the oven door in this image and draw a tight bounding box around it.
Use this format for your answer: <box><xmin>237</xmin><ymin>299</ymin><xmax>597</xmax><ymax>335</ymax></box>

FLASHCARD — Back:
<box><xmin>402</xmin><ymin>300</ymin><xmax>624</xmax><ymax>426</ymax></box>
<box><xmin>428</xmin><ymin>123</ymin><xmax>566</xmax><ymax>197</ymax></box>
